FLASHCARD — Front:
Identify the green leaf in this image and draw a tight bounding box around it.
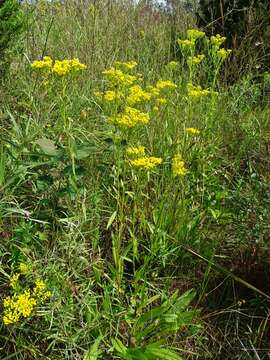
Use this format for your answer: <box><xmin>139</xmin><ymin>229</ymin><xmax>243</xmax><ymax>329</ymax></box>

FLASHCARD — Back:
<box><xmin>74</xmin><ymin>143</ymin><xmax>96</xmax><ymax>160</ymax></box>
<box><xmin>83</xmin><ymin>336</ymin><xmax>102</xmax><ymax>360</ymax></box>
<box><xmin>106</xmin><ymin>210</ymin><xmax>117</xmax><ymax>230</ymax></box>
<box><xmin>146</xmin><ymin>345</ymin><xmax>184</xmax><ymax>360</ymax></box>
<box><xmin>111</xmin><ymin>338</ymin><xmax>127</xmax><ymax>355</ymax></box>
<box><xmin>34</xmin><ymin>138</ymin><xmax>59</xmax><ymax>156</ymax></box>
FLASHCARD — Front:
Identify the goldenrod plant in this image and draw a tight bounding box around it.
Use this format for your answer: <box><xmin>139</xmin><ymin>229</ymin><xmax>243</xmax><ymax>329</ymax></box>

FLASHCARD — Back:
<box><xmin>0</xmin><ymin>1</ymin><xmax>269</xmax><ymax>359</ymax></box>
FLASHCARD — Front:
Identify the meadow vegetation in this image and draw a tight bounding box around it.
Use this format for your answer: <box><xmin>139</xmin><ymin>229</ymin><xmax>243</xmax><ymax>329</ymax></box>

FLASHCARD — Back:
<box><xmin>0</xmin><ymin>1</ymin><xmax>269</xmax><ymax>359</ymax></box>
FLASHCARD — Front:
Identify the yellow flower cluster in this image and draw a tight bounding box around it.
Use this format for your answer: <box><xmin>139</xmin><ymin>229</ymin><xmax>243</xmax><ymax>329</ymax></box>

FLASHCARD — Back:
<box><xmin>186</xmin><ymin>127</ymin><xmax>200</xmax><ymax>136</ymax></box>
<box><xmin>187</xmin><ymin>29</ymin><xmax>205</xmax><ymax>40</ymax></box>
<box><xmin>95</xmin><ymin>90</ymin><xmax>124</xmax><ymax>102</ymax></box>
<box><xmin>210</xmin><ymin>34</ymin><xmax>226</xmax><ymax>48</ymax></box>
<box><xmin>102</xmin><ymin>67</ymin><xmax>137</xmax><ymax>87</ymax></box>
<box><xmin>129</xmin><ymin>156</ymin><xmax>162</xmax><ymax>170</ymax></box>
<box><xmin>217</xmin><ymin>48</ymin><xmax>232</xmax><ymax>60</ymax></box>
<box><xmin>3</xmin><ymin>272</ymin><xmax>51</xmax><ymax>325</ymax></box>
<box><xmin>33</xmin><ymin>279</ymin><xmax>51</xmax><ymax>302</ymax></box>
<box><xmin>31</xmin><ymin>56</ymin><xmax>87</xmax><ymax>76</ymax></box>
<box><xmin>3</xmin><ymin>290</ymin><xmax>37</xmax><ymax>325</ymax></box>
<box><xmin>187</xmin><ymin>83</ymin><xmax>211</xmax><ymax>98</ymax></box>
<box><xmin>156</xmin><ymin>80</ymin><xmax>177</xmax><ymax>91</ymax></box>
<box><xmin>31</xmin><ymin>56</ymin><xmax>53</xmax><ymax>70</ymax></box>
<box><xmin>172</xmin><ymin>154</ymin><xmax>187</xmax><ymax>177</ymax></box>
<box><xmin>126</xmin><ymin>146</ymin><xmax>145</xmax><ymax>157</ymax></box>
<box><xmin>177</xmin><ymin>39</ymin><xmax>195</xmax><ymax>50</ymax></box>
<box><xmin>109</xmin><ymin>106</ymin><xmax>149</xmax><ymax>128</ymax></box>
<box><xmin>187</xmin><ymin>54</ymin><xmax>205</xmax><ymax>67</ymax></box>
<box><xmin>127</xmin><ymin>85</ymin><xmax>151</xmax><ymax>105</ymax></box>
<box><xmin>52</xmin><ymin>59</ymin><xmax>87</xmax><ymax>76</ymax></box>
<box><xmin>19</xmin><ymin>263</ymin><xmax>31</xmax><ymax>275</ymax></box>
<box><xmin>166</xmin><ymin>61</ymin><xmax>179</xmax><ymax>70</ymax></box>
<box><xmin>114</xmin><ymin>60</ymin><xmax>138</xmax><ymax>70</ymax></box>
<box><xmin>10</xmin><ymin>273</ymin><xmax>20</xmax><ymax>290</ymax></box>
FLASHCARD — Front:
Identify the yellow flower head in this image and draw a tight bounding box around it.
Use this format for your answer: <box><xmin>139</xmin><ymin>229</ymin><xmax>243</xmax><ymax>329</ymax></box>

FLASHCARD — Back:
<box><xmin>177</xmin><ymin>39</ymin><xmax>195</xmax><ymax>50</ymax></box>
<box><xmin>126</xmin><ymin>146</ymin><xmax>145</xmax><ymax>157</ymax></box>
<box><xmin>186</xmin><ymin>127</ymin><xmax>200</xmax><ymax>136</ymax></box>
<box><xmin>19</xmin><ymin>263</ymin><xmax>31</xmax><ymax>275</ymax></box>
<box><xmin>147</xmin><ymin>85</ymin><xmax>160</xmax><ymax>98</ymax></box>
<box><xmin>187</xmin><ymin>54</ymin><xmax>205</xmax><ymax>67</ymax></box>
<box><xmin>103</xmin><ymin>90</ymin><xmax>124</xmax><ymax>102</ymax></box>
<box><xmin>127</xmin><ymin>85</ymin><xmax>151</xmax><ymax>105</ymax></box>
<box><xmin>51</xmin><ymin>58</ymin><xmax>86</xmax><ymax>76</ymax></box>
<box><xmin>167</xmin><ymin>61</ymin><xmax>179</xmax><ymax>70</ymax></box>
<box><xmin>187</xmin><ymin>29</ymin><xmax>205</xmax><ymax>40</ymax></box>
<box><xmin>31</xmin><ymin>56</ymin><xmax>53</xmax><ymax>70</ymax></box>
<box><xmin>156</xmin><ymin>97</ymin><xmax>167</xmax><ymax>105</ymax></box>
<box><xmin>210</xmin><ymin>34</ymin><xmax>226</xmax><ymax>50</ymax></box>
<box><xmin>216</xmin><ymin>48</ymin><xmax>232</xmax><ymax>60</ymax></box>
<box><xmin>10</xmin><ymin>273</ymin><xmax>20</xmax><ymax>290</ymax></box>
<box><xmin>187</xmin><ymin>83</ymin><xmax>211</xmax><ymax>98</ymax></box>
<box><xmin>156</xmin><ymin>80</ymin><xmax>177</xmax><ymax>91</ymax></box>
<box><xmin>109</xmin><ymin>107</ymin><xmax>150</xmax><ymax>128</ymax></box>
<box><xmin>114</xmin><ymin>60</ymin><xmax>138</xmax><ymax>70</ymax></box>
<box><xmin>102</xmin><ymin>67</ymin><xmax>137</xmax><ymax>87</ymax></box>
<box><xmin>172</xmin><ymin>154</ymin><xmax>187</xmax><ymax>177</ymax></box>
<box><xmin>3</xmin><ymin>290</ymin><xmax>37</xmax><ymax>325</ymax></box>
<box><xmin>129</xmin><ymin>156</ymin><xmax>162</xmax><ymax>170</ymax></box>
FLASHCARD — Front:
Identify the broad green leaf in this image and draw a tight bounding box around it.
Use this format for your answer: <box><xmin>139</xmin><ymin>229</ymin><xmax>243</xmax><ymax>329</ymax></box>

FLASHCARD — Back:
<box><xmin>35</xmin><ymin>138</ymin><xmax>59</xmax><ymax>156</ymax></box>
<box><xmin>74</xmin><ymin>143</ymin><xmax>96</xmax><ymax>160</ymax></box>
<box><xmin>83</xmin><ymin>336</ymin><xmax>102</xmax><ymax>360</ymax></box>
<box><xmin>146</xmin><ymin>345</ymin><xmax>184</xmax><ymax>360</ymax></box>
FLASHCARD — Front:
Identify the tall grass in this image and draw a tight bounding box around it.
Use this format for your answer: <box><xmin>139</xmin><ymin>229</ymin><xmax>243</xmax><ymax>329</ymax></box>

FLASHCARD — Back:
<box><xmin>0</xmin><ymin>1</ymin><xmax>269</xmax><ymax>359</ymax></box>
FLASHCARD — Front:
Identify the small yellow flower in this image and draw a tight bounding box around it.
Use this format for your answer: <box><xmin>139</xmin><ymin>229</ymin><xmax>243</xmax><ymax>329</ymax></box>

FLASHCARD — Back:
<box><xmin>114</xmin><ymin>60</ymin><xmax>138</xmax><ymax>70</ymax></box>
<box><xmin>172</xmin><ymin>154</ymin><xmax>187</xmax><ymax>177</ymax></box>
<box><xmin>104</xmin><ymin>90</ymin><xmax>124</xmax><ymax>102</ymax></box>
<box><xmin>177</xmin><ymin>39</ymin><xmax>195</xmax><ymax>50</ymax></box>
<box><xmin>31</xmin><ymin>56</ymin><xmax>53</xmax><ymax>70</ymax></box>
<box><xmin>126</xmin><ymin>146</ymin><xmax>145</xmax><ymax>157</ymax></box>
<box><xmin>102</xmin><ymin>67</ymin><xmax>137</xmax><ymax>87</ymax></box>
<box><xmin>10</xmin><ymin>273</ymin><xmax>20</xmax><ymax>290</ymax></box>
<box><xmin>19</xmin><ymin>263</ymin><xmax>31</xmax><ymax>275</ymax></box>
<box><xmin>187</xmin><ymin>54</ymin><xmax>205</xmax><ymax>67</ymax></box>
<box><xmin>210</xmin><ymin>34</ymin><xmax>226</xmax><ymax>51</ymax></box>
<box><xmin>3</xmin><ymin>290</ymin><xmax>37</xmax><ymax>325</ymax></box>
<box><xmin>127</xmin><ymin>85</ymin><xmax>151</xmax><ymax>105</ymax></box>
<box><xmin>187</xmin><ymin>83</ymin><xmax>211</xmax><ymax>98</ymax></box>
<box><xmin>216</xmin><ymin>48</ymin><xmax>232</xmax><ymax>60</ymax></box>
<box><xmin>186</xmin><ymin>127</ymin><xmax>200</xmax><ymax>136</ymax></box>
<box><xmin>51</xmin><ymin>58</ymin><xmax>86</xmax><ymax>76</ymax></box>
<box><xmin>187</xmin><ymin>29</ymin><xmax>205</xmax><ymax>40</ymax></box>
<box><xmin>129</xmin><ymin>156</ymin><xmax>162</xmax><ymax>170</ymax></box>
<box><xmin>167</xmin><ymin>61</ymin><xmax>179</xmax><ymax>70</ymax></box>
<box><xmin>156</xmin><ymin>97</ymin><xmax>167</xmax><ymax>105</ymax></box>
<box><xmin>156</xmin><ymin>80</ymin><xmax>177</xmax><ymax>91</ymax></box>
<box><xmin>109</xmin><ymin>107</ymin><xmax>149</xmax><ymax>128</ymax></box>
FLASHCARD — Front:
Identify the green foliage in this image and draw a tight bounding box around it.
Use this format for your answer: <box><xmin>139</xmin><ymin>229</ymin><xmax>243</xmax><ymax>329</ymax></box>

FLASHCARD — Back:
<box><xmin>0</xmin><ymin>0</ymin><xmax>25</xmax><ymax>77</ymax></box>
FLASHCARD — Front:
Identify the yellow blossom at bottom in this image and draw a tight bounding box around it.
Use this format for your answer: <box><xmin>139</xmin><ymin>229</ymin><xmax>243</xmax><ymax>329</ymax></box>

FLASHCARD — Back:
<box><xmin>3</xmin><ymin>290</ymin><xmax>37</xmax><ymax>325</ymax></box>
<box><xmin>172</xmin><ymin>154</ymin><xmax>187</xmax><ymax>177</ymax></box>
<box><xmin>129</xmin><ymin>156</ymin><xmax>162</xmax><ymax>170</ymax></box>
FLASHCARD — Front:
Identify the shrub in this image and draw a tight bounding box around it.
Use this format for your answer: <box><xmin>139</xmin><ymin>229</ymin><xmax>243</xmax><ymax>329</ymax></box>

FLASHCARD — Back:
<box><xmin>0</xmin><ymin>0</ymin><xmax>25</xmax><ymax>78</ymax></box>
